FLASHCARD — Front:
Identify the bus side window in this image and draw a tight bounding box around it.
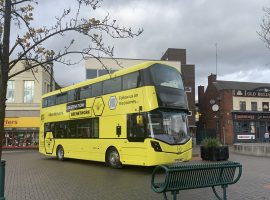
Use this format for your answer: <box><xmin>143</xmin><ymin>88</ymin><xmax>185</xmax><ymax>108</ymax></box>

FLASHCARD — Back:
<box><xmin>122</xmin><ymin>72</ymin><xmax>140</xmax><ymax>90</ymax></box>
<box><xmin>92</xmin><ymin>82</ymin><xmax>102</xmax><ymax>97</ymax></box>
<box><xmin>92</xmin><ymin>118</ymin><xmax>99</xmax><ymax>138</ymax></box>
<box><xmin>56</xmin><ymin>93</ymin><xmax>68</xmax><ymax>105</ymax></box>
<box><xmin>47</xmin><ymin>95</ymin><xmax>56</xmax><ymax>107</ymax></box>
<box><xmin>69</xmin><ymin>122</ymin><xmax>76</xmax><ymax>138</ymax></box>
<box><xmin>68</xmin><ymin>90</ymin><xmax>76</xmax><ymax>102</ymax></box>
<box><xmin>44</xmin><ymin>123</ymin><xmax>50</xmax><ymax>132</ymax></box>
<box><xmin>42</xmin><ymin>98</ymin><xmax>48</xmax><ymax>108</ymax></box>
<box><xmin>80</xmin><ymin>85</ymin><xmax>92</xmax><ymax>100</ymax></box>
<box><xmin>103</xmin><ymin>77</ymin><xmax>122</xmax><ymax>94</ymax></box>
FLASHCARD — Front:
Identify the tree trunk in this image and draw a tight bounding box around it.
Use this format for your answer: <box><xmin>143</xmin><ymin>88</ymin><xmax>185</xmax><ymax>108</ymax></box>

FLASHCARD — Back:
<box><xmin>0</xmin><ymin>85</ymin><xmax>7</xmax><ymax>161</ymax></box>
<box><xmin>0</xmin><ymin>0</ymin><xmax>12</xmax><ymax>160</ymax></box>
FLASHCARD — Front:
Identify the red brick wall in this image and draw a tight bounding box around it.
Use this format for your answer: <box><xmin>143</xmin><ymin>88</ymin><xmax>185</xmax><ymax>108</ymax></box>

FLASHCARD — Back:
<box><xmin>198</xmin><ymin>75</ymin><xmax>235</xmax><ymax>144</ymax></box>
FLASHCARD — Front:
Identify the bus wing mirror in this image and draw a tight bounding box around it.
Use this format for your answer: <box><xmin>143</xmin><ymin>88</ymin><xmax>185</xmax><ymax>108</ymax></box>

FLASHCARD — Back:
<box><xmin>136</xmin><ymin>115</ymin><xmax>144</xmax><ymax>125</ymax></box>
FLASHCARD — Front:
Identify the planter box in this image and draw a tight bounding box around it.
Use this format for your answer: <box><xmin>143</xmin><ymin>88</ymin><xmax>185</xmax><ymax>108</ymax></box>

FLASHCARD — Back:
<box><xmin>200</xmin><ymin>146</ymin><xmax>229</xmax><ymax>161</ymax></box>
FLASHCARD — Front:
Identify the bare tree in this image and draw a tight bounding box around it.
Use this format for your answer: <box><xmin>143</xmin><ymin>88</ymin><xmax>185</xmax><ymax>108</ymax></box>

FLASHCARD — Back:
<box><xmin>259</xmin><ymin>7</ymin><xmax>270</xmax><ymax>49</ymax></box>
<box><xmin>0</xmin><ymin>0</ymin><xmax>143</xmax><ymax>160</ymax></box>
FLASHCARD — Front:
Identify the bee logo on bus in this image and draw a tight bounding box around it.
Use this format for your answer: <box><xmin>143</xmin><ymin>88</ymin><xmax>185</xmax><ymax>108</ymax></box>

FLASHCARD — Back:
<box><xmin>92</xmin><ymin>97</ymin><xmax>105</xmax><ymax>116</ymax></box>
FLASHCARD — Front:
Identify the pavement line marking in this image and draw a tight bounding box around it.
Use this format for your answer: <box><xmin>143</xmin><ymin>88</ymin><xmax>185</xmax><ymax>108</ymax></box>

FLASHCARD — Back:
<box><xmin>263</xmin><ymin>184</ymin><xmax>270</xmax><ymax>189</ymax></box>
<box><xmin>3</xmin><ymin>151</ymin><xmax>25</xmax><ymax>153</ymax></box>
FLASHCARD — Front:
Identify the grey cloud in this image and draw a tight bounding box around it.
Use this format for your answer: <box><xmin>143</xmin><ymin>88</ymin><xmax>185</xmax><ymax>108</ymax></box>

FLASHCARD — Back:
<box><xmin>25</xmin><ymin>0</ymin><xmax>270</xmax><ymax>90</ymax></box>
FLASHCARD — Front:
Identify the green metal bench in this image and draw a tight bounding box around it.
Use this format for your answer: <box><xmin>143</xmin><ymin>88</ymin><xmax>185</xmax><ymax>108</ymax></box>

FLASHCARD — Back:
<box><xmin>151</xmin><ymin>161</ymin><xmax>242</xmax><ymax>200</ymax></box>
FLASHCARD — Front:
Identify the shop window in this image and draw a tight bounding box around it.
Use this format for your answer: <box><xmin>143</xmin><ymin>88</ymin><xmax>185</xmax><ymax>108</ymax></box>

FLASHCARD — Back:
<box><xmin>24</xmin><ymin>80</ymin><xmax>34</xmax><ymax>103</ymax></box>
<box><xmin>251</xmin><ymin>102</ymin><xmax>257</xmax><ymax>111</ymax></box>
<box><xmin>250</xmin><ymin>122</ymin><xmax>255</xmax><ymax>133</ymax></box>
<box><xmin>239</xmin><ymin>101</ymin><xmax>246</xmax><ymax>111</ymax></box>
<box><xmin>234</xmin><ymin>121</ymin><xmax>250</xmax><ymax>134</ymax></box>
<box><xmin>7</xmin><ymin>80</ymin><xmax>15</xmax><ymax>103</ymax></box>
<box><xmin>262</xmin><ymin>102</ymin><xmax>269</xmax><ymax>112</ymax></box>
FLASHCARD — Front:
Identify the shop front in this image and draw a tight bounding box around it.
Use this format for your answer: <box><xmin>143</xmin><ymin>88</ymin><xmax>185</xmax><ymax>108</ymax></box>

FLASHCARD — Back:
<box><xmin>232</xmin><ymin>112</ymin><xmax>270</xmax><ymax>143</ymax></box>
<box><xmin>3</xmin><ymin>117</ymin><xmax>40</xmax><ymax>148</ymax></box>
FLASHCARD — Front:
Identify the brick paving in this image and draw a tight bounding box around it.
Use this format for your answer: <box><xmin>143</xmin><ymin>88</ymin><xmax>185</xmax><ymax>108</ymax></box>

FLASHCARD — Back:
<box><xmin>2</xmin><ymin>148</ymin><xmax>270</xmax><ymax>200</ymax></box>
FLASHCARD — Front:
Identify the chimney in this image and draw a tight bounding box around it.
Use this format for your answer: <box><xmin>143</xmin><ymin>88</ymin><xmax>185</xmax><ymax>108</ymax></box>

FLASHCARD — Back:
<box><xmin>198</xmin><ymin>85</ymin><xmax>205</xmax><ymax>105</ymax></box>
<box><xmin>208</xmin><ymin>74</ymin><xmax>217</xmax><ymax>85</ymax></box>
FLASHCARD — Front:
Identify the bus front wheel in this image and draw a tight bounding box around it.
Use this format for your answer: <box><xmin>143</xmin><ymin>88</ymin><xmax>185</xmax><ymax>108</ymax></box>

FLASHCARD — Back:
<box><xmin>106</xmin><ymin>148</ymin><xmax>122</xmax><ymax>169</ymax></box>
<box><xmin>56</xmin><ymin>146</ymin><xmax>65</xmax><ymax>161</ymax></box>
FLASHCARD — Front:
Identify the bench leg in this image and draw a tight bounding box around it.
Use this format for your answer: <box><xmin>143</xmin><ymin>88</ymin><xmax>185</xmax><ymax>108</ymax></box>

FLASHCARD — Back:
<box><xmin>222</xmin><ymin>185</ymin><xmax>227</xmax><ymax>200</ymax></box>
<box><xmin>162</xmin><ymin>191</ymin><xmax>179</xmax><ymax>200</ymax></box>
<box><xmin>171</xmin><ymin>191</ymin><xmax>179</xmax><ymax>200</ymax></box>
<box><xmin>163</xmin><ymin>192</ymin><xmax>168</xmax><ymax>200</ymax></box>
<box><xmin>212</xmin><ymin>185</ymin><xmax>228</xmax><ymax>200</ymax></box>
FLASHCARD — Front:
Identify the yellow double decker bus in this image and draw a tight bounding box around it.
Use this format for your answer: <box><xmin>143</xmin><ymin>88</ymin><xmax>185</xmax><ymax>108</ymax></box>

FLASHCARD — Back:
<box><xmin>39</xmin><ymin>62</ymin><xmax>192</xmax><ymax>168</ymax></box>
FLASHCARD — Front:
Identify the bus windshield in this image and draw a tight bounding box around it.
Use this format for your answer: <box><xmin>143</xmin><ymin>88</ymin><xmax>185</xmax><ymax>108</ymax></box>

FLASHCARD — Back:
<box><xmin>147</xmin><ymin>110</ymin><xmax>189</xmax><ymax>144</ymax></box>
<box><xmin>150</xmin><ymin>64</ymin><xmax>184</xmax><ymax>90</ymax></box>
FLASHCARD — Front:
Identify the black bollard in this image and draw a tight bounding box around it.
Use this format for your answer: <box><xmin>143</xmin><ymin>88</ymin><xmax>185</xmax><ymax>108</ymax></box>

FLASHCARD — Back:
<box><xmin>0</xmin><ymin>160</ymin><xmax>5</xmax><ymax>200</ymax></box>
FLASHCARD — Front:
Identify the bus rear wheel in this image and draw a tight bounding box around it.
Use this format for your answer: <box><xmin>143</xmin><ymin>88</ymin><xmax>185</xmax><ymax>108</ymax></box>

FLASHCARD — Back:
<box><xmin>107</xmin><ymin>148</ymin><xmax>122</xmax><ymax>169</ymax></box>
<box><xmin>56</xmin><ymin>146</ymin><xmax>65</xmax><ymax>161</ymax></box>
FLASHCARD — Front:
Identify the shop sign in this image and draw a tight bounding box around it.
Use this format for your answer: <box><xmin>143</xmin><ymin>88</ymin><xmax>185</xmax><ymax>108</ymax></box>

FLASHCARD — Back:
<box><xmin>4</xmin><ymin>117</ymin><xmax>40</xmax><ymax>128</ymax></box>
<box><xmin>258</xmin><ymin>115</ymin><xmax>270</xmax><ymax>120</ymax></box>
<box><xmin>234</xmin><ymin>113</ymin><xmax>270</xmax><ymax>120</ymax></box>
<box><xmin>233</xmin><ymin>114</ymin><xmax>255</xmax><ymax>120</ymax></box>
<box><xmin>237</xmin><ymin>135</ymin><xmax>255</xmax><ymax>140</ymax></box>
<box><xmin>234</xmin><ymin>87</ymin><xmax>270</xmax><ymax>98</ymax></box>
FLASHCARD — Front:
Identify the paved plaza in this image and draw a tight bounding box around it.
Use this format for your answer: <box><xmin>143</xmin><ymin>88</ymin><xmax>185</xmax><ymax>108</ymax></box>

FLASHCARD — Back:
<box><xmin>2</xmin><ymin>147</ymin><xmax>270</xmax><ymax>200</ymax></box>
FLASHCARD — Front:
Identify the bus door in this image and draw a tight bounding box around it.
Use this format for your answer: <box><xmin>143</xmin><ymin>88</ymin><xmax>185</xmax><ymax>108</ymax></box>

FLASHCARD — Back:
<box><xmin>45</xmin><ymin>132</ymin><xmax>55</xmax><ymax>154</ymax></box>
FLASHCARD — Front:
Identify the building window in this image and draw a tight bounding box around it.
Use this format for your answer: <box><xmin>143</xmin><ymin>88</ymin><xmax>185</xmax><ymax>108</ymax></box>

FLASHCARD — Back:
<box><xmin>262</xmin><ymin>102</ymin><xmax>269</xmax><ymax>112</ymax></box>
<box><xmin>7</xmin><ymin>80</ymin><xmax>15</xmax><ymax>103</ymax></box>
<box><xmin>86</xmin><ymin>69</ymin><xmax>98</xmax><ymax>79</ymax></box>
<box><xmin>239</xmin><ymin>101</ymin><xmax>246</xmax><ymax>111</ymax></box>
<box><xmin>86</xmin><ymin>69</ymin><xmax>117</xmax><ymax>79</ymax></box>
<box><xmin>251</xmin><ymin>102</ymin><xmax>257</xmax><ymax>111</ymax></box>
<box><xmin>24</xmin><ymin>80</ymin><xmax>34</xmax><ymax>103</ymax></box>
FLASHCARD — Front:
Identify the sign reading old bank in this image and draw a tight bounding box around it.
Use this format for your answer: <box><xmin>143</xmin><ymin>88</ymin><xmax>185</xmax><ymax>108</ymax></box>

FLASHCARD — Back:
<box><xmin>234</xmin><ymin>87</ymin><xmax>270</xmax><ymax>98</ymax></box>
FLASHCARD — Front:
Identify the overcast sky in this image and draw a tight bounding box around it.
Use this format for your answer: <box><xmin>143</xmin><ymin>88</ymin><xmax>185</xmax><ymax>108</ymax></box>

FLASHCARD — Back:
<box><xmin>31</xmin><ymin>0</ymin><xmax>270</xmax><ymax>94</ymax></box>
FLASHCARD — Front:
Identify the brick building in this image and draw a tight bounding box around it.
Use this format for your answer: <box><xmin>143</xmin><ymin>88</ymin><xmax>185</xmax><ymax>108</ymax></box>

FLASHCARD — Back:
<box><xmin>198</xmin><ymin>74</ymin><xmax>270</xmax><ymax>145</ymax></box>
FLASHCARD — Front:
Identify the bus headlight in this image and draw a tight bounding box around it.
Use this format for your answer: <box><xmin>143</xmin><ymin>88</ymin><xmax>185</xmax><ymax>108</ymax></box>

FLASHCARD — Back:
<box><xmin>151</xmin><ymin>140</ymin><xmax>162</xmax><ymax>152</ymax></box>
